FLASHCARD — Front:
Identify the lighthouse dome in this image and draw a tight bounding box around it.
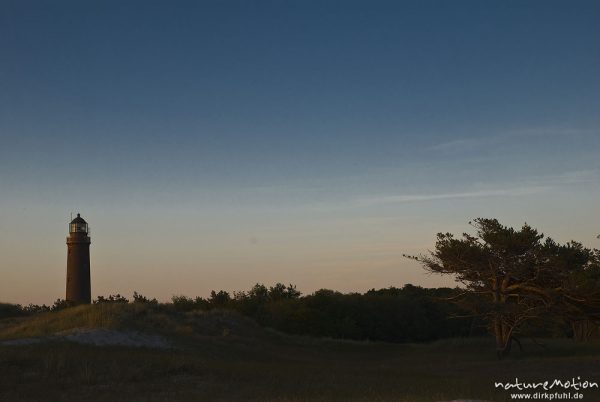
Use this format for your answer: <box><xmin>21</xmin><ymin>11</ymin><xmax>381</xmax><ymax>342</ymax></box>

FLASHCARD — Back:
<box><xmin>70</xmin><ymin>213</ymin><xmax>87</xmax><ymax>224</ymax></box>
<box><xmin>69</xmin><ymin>213</ymin><xmax>88</xmax><ymax>233</ymax></box>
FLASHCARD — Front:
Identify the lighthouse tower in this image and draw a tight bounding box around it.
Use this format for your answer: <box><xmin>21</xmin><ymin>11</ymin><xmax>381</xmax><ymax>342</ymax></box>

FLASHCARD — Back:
<box><xmin>66</xmin><ymin>213</ymin><xmax>91</xmax><ymax>304</ymax></box>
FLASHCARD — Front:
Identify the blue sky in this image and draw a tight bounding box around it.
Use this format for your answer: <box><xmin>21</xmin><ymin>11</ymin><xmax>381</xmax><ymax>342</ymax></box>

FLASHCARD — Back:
<box><xmin>1</xmin><ymin>0</ymin><xmax>599</xmax><ymax>304</ymax></box>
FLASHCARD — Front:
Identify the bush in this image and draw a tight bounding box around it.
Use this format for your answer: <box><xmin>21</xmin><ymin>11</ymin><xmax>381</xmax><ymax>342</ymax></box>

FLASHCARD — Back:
<box><xmin>0</xmin><ymin>303</ymin><xmax>26</xmax><ymax>319</ymax></box>
<box><xmin>171</xmin><ymin>295</ymin><xmax>196</xmax><ymax>312</ymax></box>
<box><xmin>52</xmin><ymin>299</ymin><xmax>74</xmax><ymax>311</ymax></box>
<box><xmin>132</xmin><ymin>291</ymin><xmax>158</xmax><ymax>304</ymax></box>
<box><xmin>22</xmin><ymin>304</ymin><xmax>51</xmax><ymax>314</ymax></box>
<box><xmin>94</xmin><ymin>294</ymin><xmax>129</xmax><ymax>304</ymax></box>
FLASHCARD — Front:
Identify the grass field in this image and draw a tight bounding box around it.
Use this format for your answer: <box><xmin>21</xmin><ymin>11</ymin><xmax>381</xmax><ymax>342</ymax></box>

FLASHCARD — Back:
<box><xmin>1</xmin><ymin>304</ymin><xmax>599</xmax><ymax>401</ymax></box>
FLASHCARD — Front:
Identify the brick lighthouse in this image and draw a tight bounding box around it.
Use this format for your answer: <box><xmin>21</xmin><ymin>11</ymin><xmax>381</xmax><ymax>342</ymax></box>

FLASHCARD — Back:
<box><xmin>66</xmin><ymin>213</ymin><xmax>91</xmax><ymax>304</ymax></box>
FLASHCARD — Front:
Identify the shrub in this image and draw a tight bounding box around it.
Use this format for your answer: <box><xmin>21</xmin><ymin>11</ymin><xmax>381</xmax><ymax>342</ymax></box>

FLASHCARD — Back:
<box><xmin>94</xmin><ymin>294</ymin><xmax>129</xmax><ymax>304</ymax></box>
<box><xmin>132</xmin><ymin>291</ymin><xmax>158</xmax><ymax>304</ymax></box>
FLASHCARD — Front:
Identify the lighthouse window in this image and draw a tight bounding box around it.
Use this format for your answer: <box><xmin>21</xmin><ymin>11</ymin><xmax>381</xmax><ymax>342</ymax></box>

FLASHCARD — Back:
<box><xmin>70</xmin><ymin>223</ymin><xmax>87</xmax><ymax>232</ymax></box>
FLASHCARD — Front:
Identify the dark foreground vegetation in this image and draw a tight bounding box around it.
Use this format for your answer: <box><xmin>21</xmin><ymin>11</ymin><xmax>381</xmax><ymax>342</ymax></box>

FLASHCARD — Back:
<box><xmin>2</xmin><ymin>284</ymin><xmax>480</xmax><ymax>344</ymax></box>
<box><xmin>2</xmin><ymin>288</ymin><xmax>596</xmax><ymax>349</ymax></box>
<box><xmin>1</xmin><ymin>282</ymin><xmax>573</xmax><ymax>345</ymax></box>
<box><xmin>1</xmin><ymin>303</ymin><xmax>600</xmax><ymax>402</ymax></box>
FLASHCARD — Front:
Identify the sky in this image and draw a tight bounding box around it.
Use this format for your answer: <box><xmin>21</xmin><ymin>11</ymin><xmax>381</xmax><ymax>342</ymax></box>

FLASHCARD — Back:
<box><xmin>1</xmin><ymin>0</ymin><xmax>599</xmax><ymax>305</ymax></box>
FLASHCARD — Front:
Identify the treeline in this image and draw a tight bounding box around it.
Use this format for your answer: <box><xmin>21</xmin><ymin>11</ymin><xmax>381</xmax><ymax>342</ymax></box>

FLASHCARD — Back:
<box><xmin>3</xmin><ymin>282</ymin><xmax>582</xmax><ymax>344</ymax></box>
<box><xmin>1</xmin><ymin>284</ymin><xmax>485</xmax><ymax>343</ymax></box>
<box><xmin>0</xmin><ymin>291</ymin><xmax>157</xmax><ymax>316</ymax></box>
<box><xmin>171</xmin><ymin>284</ymin><xmax>484</xmax><ymax>342</ymax></box>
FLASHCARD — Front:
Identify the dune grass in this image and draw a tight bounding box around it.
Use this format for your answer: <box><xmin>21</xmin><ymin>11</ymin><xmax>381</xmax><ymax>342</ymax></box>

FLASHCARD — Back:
<box><xmin>1</xmin><ymin>305</ymin><xmax>600</xmax><ymax>401</ymax></box>
<box><xmin>0</xmin><ymin>304</ymin><xmax>127</xmax><ymax>339</ymax></box>
<box><xmin>0</xmin><ymin>303</ymin><xmax>263</xmax><ymax>341</ymax></box>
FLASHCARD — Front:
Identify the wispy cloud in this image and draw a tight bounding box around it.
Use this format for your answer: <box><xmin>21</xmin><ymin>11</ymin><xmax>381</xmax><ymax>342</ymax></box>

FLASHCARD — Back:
<box><xmin>352</xmin><ymin>169</ymin><xmax>599</xmax><ymax>207</ymax></box>
<box><xmin>354</xmin><ymin>186</ymin><xmax>550</xmax><ymax>207</ymax></box>
<box><xmin>428</xmin><ymin>137</ymin><xmax>498</xmax><ymax>152</ymax></box>
<box><xmin>429</xmin><ymin>127</ymin><xmax>597</xmax><ymax>153</ymax></box>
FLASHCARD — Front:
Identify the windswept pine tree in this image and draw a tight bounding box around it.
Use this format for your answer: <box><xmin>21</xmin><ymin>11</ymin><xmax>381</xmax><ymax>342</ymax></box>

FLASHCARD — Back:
<box><xmin>406</xmin><ymin>218</ymin><xmax>600</xmax><ymax>357</ymax></box>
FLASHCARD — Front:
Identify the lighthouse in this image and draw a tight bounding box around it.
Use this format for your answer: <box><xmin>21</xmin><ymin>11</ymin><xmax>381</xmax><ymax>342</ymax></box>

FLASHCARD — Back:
<box><xmin>66</xmin><ymin>213</ymin><xmax>91</xmax><ymax>304</ymax></box>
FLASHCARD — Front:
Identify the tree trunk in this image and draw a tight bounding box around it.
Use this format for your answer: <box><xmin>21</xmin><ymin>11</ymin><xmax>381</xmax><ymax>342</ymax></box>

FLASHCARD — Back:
<box><xmin>494</xmin><ymin>317</ymin><xmax>513</xmax><ymax>358</ymax></box>
<box><xmin>572</xmin><ymin>320</ymin><xmax>598</xmax><ymax>342</ymax></box>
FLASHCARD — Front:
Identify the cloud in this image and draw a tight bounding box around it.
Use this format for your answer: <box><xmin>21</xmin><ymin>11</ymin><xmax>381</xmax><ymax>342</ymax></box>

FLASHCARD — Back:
<box><xmin>428</xmin><ymin>137</ymin><xmax>493</xmax><ymax>152</ymax></box>
<box><xmin>354</xmin><ymin>186</ymin><xmax>551</xmax><ymax>207</ymax></box>
<box><xmin>429</xmin><ymin>127</ymin><xmax>597</xmax><ymax>153</ymax></box>
<box><xmin>351</xmin><ymin>169</ymin><xmax>600</xmax><ymax>208</ymax></box>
